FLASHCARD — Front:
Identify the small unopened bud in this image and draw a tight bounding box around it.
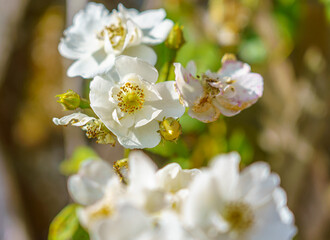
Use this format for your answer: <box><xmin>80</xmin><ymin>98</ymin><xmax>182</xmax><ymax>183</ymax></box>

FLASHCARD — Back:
<box><xmin>159</xmin><ymin>117</ymin><xmax>182</xmax><ymax>142</ymax></box>
<box><xmin>56</xmin><ymin>90</ymin><xmax>81</xmax><ymax>110</ymax></box>
<box><xmin>221</xmin><ymin>53</ymin><xmax>237</xmax><ymax>64</ymax></box>
<box><xmin>165</xmin><ymin>23</ymin><xmax>185</xmax><ymax>50</ymax></box>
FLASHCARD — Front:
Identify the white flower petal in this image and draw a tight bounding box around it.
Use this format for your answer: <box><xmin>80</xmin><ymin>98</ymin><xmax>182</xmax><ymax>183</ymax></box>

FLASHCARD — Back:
<box><xmin>209</xmin><ymin>152</ymin><xmax>240</xmax><ymax>201</ymax></box>
<box><xmin>183</xmin><ymin>173</ymin><xmax>219</xmax><ymax>228</ymax></box>
<box><xmin>90</xmin><ymin>76</ymin><xmax>128</xmax><ymax>137</ymax></box>
<box><xmin>122</xmin><ymin>20</ymin><xmax>143</xmax><ymax>50</ymax></box>
<box><xmin>53</xmin><ymin>113</ymin><xmax>95</xmax><ymax>127</ymax></box>
<box><xmin>142</xmin><ymin>19</ymin><xmax>174</xmax><ymax>45</ymax></box>
<box><xmin>67</xmin><ymin>50</ymin><xmax>115</xmax><ymax>78</ymax></box>
<box><xmin>156</xmin><ymin>163</ymin><xmax>200</xmax><ymax>193</ymax></box>
<box><xmin>59</xmin><ymin>2</ymin><xmax>109</xmax><ymax>60</ymax></box>
<box><xmin>90</xmin><ymin>76</ymin><xmax>116</xmax><ymax>108</ymax></box>
<box><xmin>117</xmin><ymin>120</ymin><xmax>161</xmax><ymax>149</ymax></box>
<box><xmin>152</xmin><ymin>81</ymin><xmax>186</xmax><ymax>120</ymax></box>
<box><xmin>68</xmin><ymin>160</ymin><xmax>114</xmax><ymax>205</ymax></box>
<box><xmin>251</xmin><ymin>198</ymin><xmax>297</xmax><ymax>240</ymax></box>
<box><xmin>244</xmin><ymin>173</ymin><xmax>280</xmax><ymax>206</ymax></box>
<box><xmin>117</xmin><ymin>3</ymin><xmax>139</xmax><ymax>17</ymax></box>
<box><xmin>238</xmin><ymin>162</ymin><xmax>271</xmax><ymax>197</ymax></box>
<box><xmin>68</xmin><ymin>175</ymin><xmax>104</xmax><ymax>206</ymax></box>
<box><xmin>122</xmin><ymin>45</ymin><xmax>157</xmax><ymax>66</ymax></box>
<box><xmin>93</xmin><ymin>205</ymin><xmax>152</xmax><ymax>240</ymax></box>
<box><xmin>115</xmin><ymin>55</ymin><xmax>158</xmax><ymax>83</ymax></box>
<box><xmin>128</xmin><ymin>151</ymin><xmax>157</xmax><ymax>190</ymax></box>
<box><xmin>131</xmin><ymin>8</ymin><xmax>166</xmax><ymax>29</ymax></box>
<box><xmin>134</xmin><ymin>105</ymin><xmax>162</xmax><ymax>128</ymax></box>
<box><xmin>58</xmin><ymin>35</ymin><xmax>101</xmax><ymax>60</ymax></box>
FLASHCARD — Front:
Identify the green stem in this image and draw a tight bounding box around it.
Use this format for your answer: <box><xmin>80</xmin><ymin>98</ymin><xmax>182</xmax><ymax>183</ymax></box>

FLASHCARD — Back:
<box><xmin>79</xmin><ymin>98</ymin><xmax>90</xmax><ymax>109</ymax></box>
<box><xmin>124</xmin><ymin>148</ymin><xmax>131</xmax><ymax>158</ymax></box>
<box><xmin>165</xmin><ymin>49</ymin><xmax>177</xmax><ymax>82</ymax></box>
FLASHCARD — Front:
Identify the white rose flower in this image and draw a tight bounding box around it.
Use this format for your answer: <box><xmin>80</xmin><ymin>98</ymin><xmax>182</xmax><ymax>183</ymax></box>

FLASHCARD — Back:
<box><xmin>156</xmin><ymin>163</ymin><xmax>200</xmax><ymax>213</ymax></box>
<box><xmin>174</xmin><ymin>56</ymin><xmax>263</xmax><ymax>122</ymax></box>
<box><xmin>59</xmin><ymin>3</ymin><xmax>173</xmax><ymax>78</ymax></box>
<box><xmin>67</xmin><ymin>159</ymin><xmax>115</xmax><ymax>206</ymax></box>
<box><xmin>183</xmin><ymin>152</ymin><xmax>296</xmax><ymax>240</ymax></box>
<box><xmin>90</xmin><ymin>56</ymin><xmax>185</xmax><ymax>149</ymax></box>
<box><xmin>92</xmin><ymin>204</ymin><xmax>154</xmax><ymax>240</ymax></box>
<box><xmin>93</xmin><ymin>205</ymin><xmax>195</xmax><ymax>240</ymax></box>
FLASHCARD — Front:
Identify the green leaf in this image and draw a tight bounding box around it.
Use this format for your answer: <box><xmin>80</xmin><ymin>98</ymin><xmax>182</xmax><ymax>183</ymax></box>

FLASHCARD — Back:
<box><xmin>146</xmin><ymin>139</ymin><xmax>190</xmax><ymax>159</ymax></box>
<box><xmin>60</xmin><ymin>146</ymin><xmax>99</xmax><ymax>176</ymax></box>
<box><xmin>228</xmin><ymin>129</ymin><xmax>254</xmax><ymax>165</ymax></box>
<box><xmin>48</xmin><ymin>204</ymin><xmax>89</xmax><ymax>240</ymax></box>
<box><xmin>180</xmin><ymin>112</ymin><xmax>206</xmax><ymax>134</ymax></box>
<box><xmin>239</xmin><ymin>36</ymin><xmax>267</xmax><ymax>64</ymax></box>
<box><xmin>169</xmin><ymin>157</ymin><xmax>191</xmax><ymax>169</ymax></box>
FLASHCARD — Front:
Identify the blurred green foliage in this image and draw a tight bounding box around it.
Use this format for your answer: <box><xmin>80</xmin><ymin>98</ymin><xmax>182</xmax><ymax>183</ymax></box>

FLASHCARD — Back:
<box><xmin>60</xmin><ymin>146</ymin><xmax>99</xmax><ymax>176</ymax></box>
<box><xmin>48</xmin><ymin>204</ymin><xmax>89</xmax><ymax>240</ymax></box>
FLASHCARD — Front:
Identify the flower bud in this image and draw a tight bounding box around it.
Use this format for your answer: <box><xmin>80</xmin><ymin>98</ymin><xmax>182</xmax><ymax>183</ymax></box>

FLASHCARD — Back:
<box><xmin>165</xmin><ymin>23</ymin><xmax>185</xmax><ymax>50</ymax></box>
<box><xmin>221</xmin><ymin>53</ymin><xmax>237</xmax><ymax>64</ymax></box>
<box><xmin>56</xmin><ymin>90</ymin><xmax>81</xmax><ymax>110</ymax></box>
<box><xmin>159</xmin><ymin>117</ymin><xmax>182</xmax><ymax>142</ymax></box>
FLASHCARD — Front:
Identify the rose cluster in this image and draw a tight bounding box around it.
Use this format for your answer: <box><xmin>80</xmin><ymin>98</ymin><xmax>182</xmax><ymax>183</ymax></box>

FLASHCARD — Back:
<box><xmin>53</xmin><ymin>2</ymin><xmax>263</xmax><ymax>149</ymax></box>
<box><xmin>50</xmin><ymin>3</ymin><xmax>296</xmax><ymax>240</ymax></box>
<box><xmin>68</xmin><ymin>151</ymin><xmax>296</xmax><ymax>240</ymax></box>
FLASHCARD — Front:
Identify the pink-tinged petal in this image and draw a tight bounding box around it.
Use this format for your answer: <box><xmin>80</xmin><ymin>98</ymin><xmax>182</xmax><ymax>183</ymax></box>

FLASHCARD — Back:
<box><xmin>186</xmin><ymin>61</ymin><xmax>197</xmax><ymax>76</ymax></box>
<box><xmin>174</xmin><ymin>62</ymin><xmax>204</xmax><ymax>107</ymax></box>
<box><xmin>214</xmin><ymin>73</ymin><xmax>263</xmax><ymax>116</ymax></box>
<box><xmin>188</xmin><ymin>105</ymin><xmax>220</xmax><ymax>123</ymax></box>
<box><xmin>218</xmin><ymin>60</ymin><xmax>251</xmax><ymax>78</ymax></box>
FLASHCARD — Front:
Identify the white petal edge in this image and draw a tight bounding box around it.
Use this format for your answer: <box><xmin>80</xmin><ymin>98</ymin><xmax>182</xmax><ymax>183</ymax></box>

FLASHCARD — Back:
<box><xmin>115</xmin><ymin>55</ymin><xmax>158</xmax><ymax>83</ymax></box>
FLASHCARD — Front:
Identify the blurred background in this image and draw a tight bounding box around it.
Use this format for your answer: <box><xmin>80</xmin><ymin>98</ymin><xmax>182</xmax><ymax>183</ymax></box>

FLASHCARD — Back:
<box><xmin>0</xmin><ymin>0</ymin><xmax>329</xmax><ymax>239</ymax></box>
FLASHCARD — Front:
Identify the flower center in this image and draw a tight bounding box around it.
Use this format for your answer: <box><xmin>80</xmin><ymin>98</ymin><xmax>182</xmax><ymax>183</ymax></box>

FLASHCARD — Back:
<box><xmin>90</xmin><ymin>204</ymin><xmax>113</xmax><ymax>220</ymax></box>
<box><xmin>116</xmin><ymin>82</ymin><xmax>145</xmax><ymax>114</ymax></box>
<box><xmin>222</xmin><ymin>201</ymin><xmax>254</xmax><ymax>232</ymax></box>
<box><xmin>98</xmin><ymin>19</ymin><xmax>126</xmax><ymax>50</ymax></box>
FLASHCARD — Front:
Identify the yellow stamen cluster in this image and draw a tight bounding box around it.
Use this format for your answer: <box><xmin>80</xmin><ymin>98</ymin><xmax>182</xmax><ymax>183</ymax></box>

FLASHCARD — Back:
<box><xmin>113</xmin><ymin>158</ymin><xmax>129</xmax><ymax>184</ymax></box>
<box><xmin>116</xmin><ymin>82</ymin><xmax>145</xmax><ymax>114</ymax></box>
<box><xmin>222</xmin><ymin>201</ymin><xmax>254</xmax><ymax>232</ymax></box>
<box><xmin>89</xmin><ymin>204</ymin><xmax>113</xmax><ymax>220</ymax></box>
<box><xmin>98</xmin><ymin>20</ymin><xmax>126</xmax><ymax>50</ymax></box>
<box><xmin>82</xmin><ymin>120</ymin><xmax>116</xmax><ymax>146</ymax></box>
